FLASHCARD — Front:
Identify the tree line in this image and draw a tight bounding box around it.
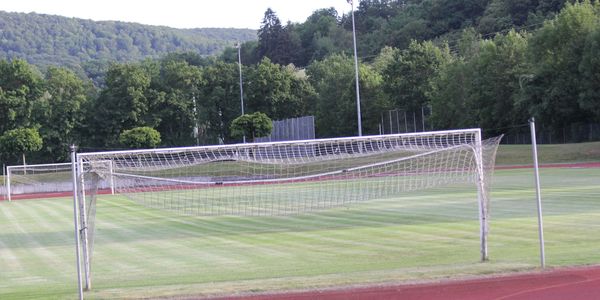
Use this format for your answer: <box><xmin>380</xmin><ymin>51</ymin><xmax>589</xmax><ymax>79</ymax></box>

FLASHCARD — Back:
<box><xmin>0</xmin><ymin>10</ymin><xmax>257</xmax><ymax>85</ymax></box>
<box><xmin>2</xmin><ymin>1</ymin><xmax>599</xmax><ymax>166</ymax></box>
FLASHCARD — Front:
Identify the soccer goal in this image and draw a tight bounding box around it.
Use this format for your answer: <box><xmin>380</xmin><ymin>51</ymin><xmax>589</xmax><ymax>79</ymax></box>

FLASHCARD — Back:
<box><xmin>4</xmin><ymin>162</ymin><xmax>114</xmax><ymax>201</ymax></box>
<box><xmin>71</xmin><ymin>129</ymin><xmax>502</xmax><ymax>294</ymax></box>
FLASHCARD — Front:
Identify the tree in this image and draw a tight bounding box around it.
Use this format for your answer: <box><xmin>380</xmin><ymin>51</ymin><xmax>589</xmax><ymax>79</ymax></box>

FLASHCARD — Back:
<box><xmin>523</xmin><ymin>1</ymin><xmax>598</xmax><ymax>129</ymax></box>
<box><xmin>257</xmin><ymin>8</ymin><xmax>293</xmax><ymax>65</ymax></box>
<box><xmin>0</xmin><ymin>59</ymin><xmax>43</xmax><ymax>134</ymax></box>
<box><xmin>245</xmin><ymin>58</ymin><xmax>309</xmax><ymax>120</ymax></box>
<box><xmin>0</xmin><ymin>11</ymin><xmax>257</xmax><ymax>75</ymax></box>
<box><xmin>429</xmin><ymin>58</ymin><xmax>471</xmax><ymax>129</ymax></box>
<box><xmin>153</xmin><ymin>59</ymin><xmax>204</xmax><ymax>146</ymax></box>
<box><xmin>91</xmin><ymin>63</ymin><xmax>162</xmax><ymax>146</ymax></box>
<box><xmin>467</xmin><ymin>30</ymin><xmax>530</xmax><ymax>132</ymax></box>
<box><xmin>196</xmin><ymin>61</ymin><xmax>242</xmax><ymax>144</ymax></box>
<box><xmin>161</xmin><ymin>52</ymin><xmax>214</xmax><ymax>68</ymax></box>
<box><xmin>537</xmin><ymin>0</ymin><xmax>571</xmax><ymax>14</ymax></box>
<box><xmin>229</xmin><ymin>112</ymin><xmax>273</xmax><ymax>141</ymax></box>
<box><xmin>293</xmin><ymin>8</ymin><xmax>348</xmax><ymax>66</ymax></box>
<box><xmin>38</xmin><ymin>67</ymin><xmax>88</xmax><ymax>161</ymax></box>
<box><xmin>307</xmin><ymin>53</ymin><xmax>388</xmax><ymax>137</ymax></box>
<box><xmin>478</xmin><ymin>0</ymin><xmax>516</xmax><ymax>34</ymax></box>
<box><xmin>119</xmin><ymin>127</ymin><xmax>161</xmax><ymax>149</ymax></box>
<box><xmin>424</xmin><ymin>0</ymin><xmax>491</xmax><ymax>35</ymax></box>
<box><xmin>0</xmin><ymin>127</ymin><xmax>43</xmax><ymax>165</ymax></box>
<box><xmin>372</xmin><ymin>46</ymin><xmax>399</xmax><ymax>74</ymax></box>
<box><xmin>220</xmin><ymin>41</ymin><xmax>260</xmax><ymax>66</ymax></box>
<box><xmin>580</xmin><ymin>25</ymin><xmax>600</xmax><ymax>121</ymax></box>
<box><xmin>307</xmin><ymin>54</ymin><xmax>357</xmax><ymax>137</ymax></box>
<box><xmin>383</xmin><ymin>40</ymin><xmax>451</xmax><ymax>112</ymax></box>
<box><xmin>351</xmin><ymin>0</ymin><xmax>405</xmax><ymax>56</ymax></box>
<box><xmin>429</xmin><ymin>29</ymin><xmax>530</xmax><ymax>131</ymax></box>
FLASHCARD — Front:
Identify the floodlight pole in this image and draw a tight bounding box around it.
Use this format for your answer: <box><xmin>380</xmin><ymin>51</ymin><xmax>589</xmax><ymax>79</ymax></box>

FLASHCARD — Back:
<box><xmin>529</xmin><ymin>117</ymin><xmax>546</xmax><ymax>268</ymax></box>
<box><xmin>236</xmin><ymin>42</ymin><xmax>246</xmax><ymax>143</ymax></box>
<box><xmin>349</xmin><ymin>0</ymin><xmax>362</xmax><ymax>136</ymax></box>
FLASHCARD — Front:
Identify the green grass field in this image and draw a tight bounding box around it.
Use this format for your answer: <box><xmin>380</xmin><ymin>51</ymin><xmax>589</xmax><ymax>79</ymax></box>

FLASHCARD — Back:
<box><xmin>1</xmin><ymin>143</ymin><xmax>599</xmax><ymax>299</ymax></box>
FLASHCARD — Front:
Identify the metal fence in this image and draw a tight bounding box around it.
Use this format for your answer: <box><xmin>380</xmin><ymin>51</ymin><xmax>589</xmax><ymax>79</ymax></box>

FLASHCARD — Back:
<box><xmin>255</xmin><ymin>116</ymin><xmax>316</xmax><ymax>143</ymax></box>
<box><xmin>379</xmin><ymin>107</ymin><xmax>432</xmax><ymax>135</ymax></box>
<box><xmin>379</xmin><ymin>107</ymin><xmax>599</xmax><ymax>145</ymax></box>
<box><xmin>502</xmin><ymin>123</ymin><xmax>600</xmax><ymax>144</ymax></box>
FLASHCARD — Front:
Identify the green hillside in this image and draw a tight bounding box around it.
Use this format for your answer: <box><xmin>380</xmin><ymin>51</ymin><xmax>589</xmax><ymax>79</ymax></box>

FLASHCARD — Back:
<box><xmin>0</xmin><ymin>11</ymin><xmax>256</xmax><ymax>73</ymax></box>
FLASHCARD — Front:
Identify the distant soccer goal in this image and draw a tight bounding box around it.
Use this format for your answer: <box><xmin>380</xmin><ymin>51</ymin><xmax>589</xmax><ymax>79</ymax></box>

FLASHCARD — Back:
<box><xmin>72</xmin><ymin>129</ymin><xmax>502</xmax><ymax>293</ymax></box>
<box><xmin>4</xmin><ymin>162</ymin><xmax>114</xmax><ymax>201</ymax></box>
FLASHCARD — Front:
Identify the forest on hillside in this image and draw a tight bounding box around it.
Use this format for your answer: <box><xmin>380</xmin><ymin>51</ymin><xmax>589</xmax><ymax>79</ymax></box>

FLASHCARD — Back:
<box><xmin>1</xmin><ymin>0</ymin><xmax>599</xmax><ymax>166</ymax></box>
<box><xmin>0</xmin><ymin>11</ymin><xmax>257</xmax><ymax>82</ymax></box>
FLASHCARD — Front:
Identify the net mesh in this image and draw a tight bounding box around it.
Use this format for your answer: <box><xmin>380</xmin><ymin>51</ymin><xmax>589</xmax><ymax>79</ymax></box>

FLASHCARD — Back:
<box><xmin>75</xmin><ymin>129</ymin><xmax>503</xmax><ymax>293</ymax></box>
<box><xmin>79</xmin><ymin>131</ymin><xmax>502</xmax><ymax>217</ymax></box>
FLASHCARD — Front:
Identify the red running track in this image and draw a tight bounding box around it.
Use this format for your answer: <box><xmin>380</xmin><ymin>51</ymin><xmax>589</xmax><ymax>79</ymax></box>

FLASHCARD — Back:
<box><xmin>215</xmin><ymin>265</ymin><xmax>600</xmax><ymax>300</ymax></box>
<box><xmin>0</xmin><ymin>189</ymin><xmax>112</xmax><ymax>201</ymax></box>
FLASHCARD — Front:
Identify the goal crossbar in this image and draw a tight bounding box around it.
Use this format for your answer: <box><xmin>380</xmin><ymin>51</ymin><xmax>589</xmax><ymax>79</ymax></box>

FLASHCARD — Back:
<box><xmin>79</xmin><ymin>128</ymin><xmax>482</xmax><ymax>157</ymax></box>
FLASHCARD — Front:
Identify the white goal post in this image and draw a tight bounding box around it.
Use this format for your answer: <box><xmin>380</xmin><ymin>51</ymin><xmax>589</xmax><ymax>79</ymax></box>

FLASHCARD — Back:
<box><xmin>71</xmin><ymin>128</ymin><xmax>502</xmax><ymax>292</ymax></box>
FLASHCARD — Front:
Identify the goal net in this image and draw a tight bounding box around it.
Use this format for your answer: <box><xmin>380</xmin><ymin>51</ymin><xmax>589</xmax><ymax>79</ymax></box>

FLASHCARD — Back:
<box><xmin>73</xmin><ymin>129</ymin><xmax>502</xmax><ymax>292</ymax></box>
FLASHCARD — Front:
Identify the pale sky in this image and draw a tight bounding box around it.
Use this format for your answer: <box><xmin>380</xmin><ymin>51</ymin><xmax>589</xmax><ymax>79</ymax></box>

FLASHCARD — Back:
<box><xmin>0</xmin><ymin>0</ymin><xmax>353</xmax><ymax>29</ymax></box>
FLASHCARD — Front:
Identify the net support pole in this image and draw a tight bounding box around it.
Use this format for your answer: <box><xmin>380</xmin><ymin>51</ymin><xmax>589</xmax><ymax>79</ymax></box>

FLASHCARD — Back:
<box><xmin>70</xmin><ymin>145</ymin><xmax>84</xmax><ymax>300</ymax></box>
<box><xmin>78</xmin><ymin>158</ymin><xmax>92</xmax><ymax>290</ymax></box>
<box><xmin>529</xmin><ymin>118</ymin><xmax>546</xmax><ymax>268</ymax></box>
<box><xmin>474</xmin><ymin>129</ymin><xmax>489</xmax><ymax>261</ymax></box>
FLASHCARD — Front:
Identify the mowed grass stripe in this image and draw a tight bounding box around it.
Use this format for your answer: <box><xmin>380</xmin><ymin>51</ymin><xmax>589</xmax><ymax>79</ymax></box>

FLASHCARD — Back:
<box><xmin>1</xmin><ymin>202</ymin><xmax>64</xmax><ymax>283</ymax></box>
<box><xmin>18</xmin><ymin>199</ymin><xmax>74</xmax><ymax>244</ymax></box>
<box><xmin>105</xmin><ymin>196</ymin><xmax>292</xmax><ymax>260</ymax></box>
<box><xmin>0</xmin><ymin>205</ymin><xmax>25</xmax><ymax>288</ymax></box>
<box><xmin>90</xmin><ymin>199</ymin><xmax>227</xmax><ymax>287</ymax></box>
<box><xmin>489</xmin><ymin>169</ymin><xmax>600</xmax><ymax>267</ymax></box>
<box><xmin>0</xmin><ymin>198</ymin><xmax>78</xmax><ymax>299</ymax></box>
<box><xmin>85</xmin><ymin>189</ymin><xmax>482</xmax><ymax>290</ymax></box>
<box><xmin>91</xmin><ymin>197</ymin><xmax>292</xmax><ymax>287</ymax></box>
<box><xmin>91</xmin><ymin>189</ymin><xmax>486</xmax><ymax>286</ymax></box>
